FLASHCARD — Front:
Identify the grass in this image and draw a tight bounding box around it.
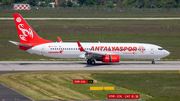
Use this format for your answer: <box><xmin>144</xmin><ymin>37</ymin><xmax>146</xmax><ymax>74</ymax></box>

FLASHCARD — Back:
<box><xmin>0</xmin><ymin>71</ymin><xmax>179</xmax><ymax>100</ymax></box>
<box><xmin>0</xmin><ymin>20</ymin><xmax>180</xmax><ymax>60</ymax></box>
<box><xmin>93</xmin><ymin>71</ymin><xmax>180</xmax><ymax>101</ymax></box>
<box><xmin>0</xmin><ymin>71</ymin><xmax>153</xmax><ymax>100</ymax></box>
<box><xmin>1</xmin><ymin>10</ymin><xmax>180</xmax><ymax>18</ymax></box>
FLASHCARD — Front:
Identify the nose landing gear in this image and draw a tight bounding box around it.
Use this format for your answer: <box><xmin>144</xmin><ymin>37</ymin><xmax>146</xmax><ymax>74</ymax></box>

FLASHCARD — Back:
<box><xmin>152</xmin><ymin>60</ymin><xmax>155</xmax><ymax>64</ymax></box>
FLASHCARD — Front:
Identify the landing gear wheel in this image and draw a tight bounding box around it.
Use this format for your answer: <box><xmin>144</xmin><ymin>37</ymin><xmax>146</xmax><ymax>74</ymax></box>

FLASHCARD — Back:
<box><xmin>87</xmin><ymin>59</ymin><xmax>91</xmax><ymax>64</ymax></box>
<box><xmin>152</xmin><ymin>61</ymin><xmax>155</xmax><ymax>64</ymax></box>
<box><xmin>91</xmin><ymin>60</ymin><xmax>95</xmax><ymax>65</ymax></box>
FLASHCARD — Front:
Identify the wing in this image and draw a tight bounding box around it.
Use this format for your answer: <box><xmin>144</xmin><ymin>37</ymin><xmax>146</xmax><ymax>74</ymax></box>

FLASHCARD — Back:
<box><xmin>77</xmin><ymin>41</ymin><xmax>115</xmax><ymax>59</ymax></box>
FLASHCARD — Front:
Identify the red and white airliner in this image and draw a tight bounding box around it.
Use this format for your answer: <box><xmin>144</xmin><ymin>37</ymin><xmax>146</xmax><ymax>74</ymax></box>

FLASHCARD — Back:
<box><xmin>10</xmin><ymin>13</ymin><xmax>170</xmax><ymax>64</ymax></box>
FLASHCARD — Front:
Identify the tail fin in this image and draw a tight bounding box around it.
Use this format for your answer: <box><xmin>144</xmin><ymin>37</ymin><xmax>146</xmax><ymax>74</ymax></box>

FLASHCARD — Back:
<box><xmin>13</xmin><ymin>13</ymin><xmax>53</xmax><ymax>46</ymax></box>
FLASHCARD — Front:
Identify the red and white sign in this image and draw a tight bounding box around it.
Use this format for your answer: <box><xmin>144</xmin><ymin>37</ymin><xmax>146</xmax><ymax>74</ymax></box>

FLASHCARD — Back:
<box><xmin>108</xmin><ymin>94</ymin><xmax>139</xmax><ymax>99</ymax></box>
<box><xmin>108</xmin><ymin>94</ymin><xmax>124</xmax><ymax>99</ymax></box>
<box><xmin>14</xmin><ymin>4</ymin><xmax>30</xmax><ymax>10</ymax></box>
<box><xmin>124</xmin><ymin>94</ymin><xmax>140</xmax><ymax>99</ymax></box>
<box><xmin>73</xmin><ymin>79</ymin><xmax>87</xmax><ymax>84</ymax></box>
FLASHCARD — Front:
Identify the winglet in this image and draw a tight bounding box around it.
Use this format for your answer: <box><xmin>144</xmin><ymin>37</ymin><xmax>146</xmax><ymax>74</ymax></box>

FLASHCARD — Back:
<box><xmin>77</xmin><ymin>41</ymin><xmax>85</xmax><ymax>52</ymax></box>
<box><xmin>57</xmin><ymin>36</ymin><xmax>63</xmax><ymax>43</ymax></box>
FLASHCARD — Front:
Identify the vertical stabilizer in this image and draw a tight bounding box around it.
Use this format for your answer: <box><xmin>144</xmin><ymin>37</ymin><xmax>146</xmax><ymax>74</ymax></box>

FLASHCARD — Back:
<box><xmin>13</xmin><ymin>13</ymin><xmax>53</xmax><ymax>46</ymax></box>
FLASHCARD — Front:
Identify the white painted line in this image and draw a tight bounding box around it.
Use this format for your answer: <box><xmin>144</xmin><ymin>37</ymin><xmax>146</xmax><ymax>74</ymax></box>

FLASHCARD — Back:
<box><xmin>1</xmin><ymin>18</ymin><xmax>180</xmax><ymax>20</ymax></box>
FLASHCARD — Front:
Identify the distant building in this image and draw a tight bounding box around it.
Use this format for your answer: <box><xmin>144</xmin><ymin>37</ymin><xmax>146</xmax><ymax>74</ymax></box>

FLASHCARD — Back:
<box><xmin>14</xmin><ymin>4</ymin><xmax>30</xmax><ymax>10</ymax></box>
<box><xmin>49</xmin><ymin>2</ymin><xmax>55</xmax><ymax>8</ymax></box>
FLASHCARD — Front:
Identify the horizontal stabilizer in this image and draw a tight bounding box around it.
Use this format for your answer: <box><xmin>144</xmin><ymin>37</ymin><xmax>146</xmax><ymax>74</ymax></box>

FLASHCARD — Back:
<box><xmin>9</xmin><ymin>40</ymin><xmax>32</xmax><ymax>47</ymax></box>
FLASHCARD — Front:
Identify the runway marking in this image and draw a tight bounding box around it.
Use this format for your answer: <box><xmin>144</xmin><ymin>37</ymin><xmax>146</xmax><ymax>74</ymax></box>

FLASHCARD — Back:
<box><xmin>1</xmin><ymin>18</ymin><xmax>180</xmax><ymax>20</ymax></box>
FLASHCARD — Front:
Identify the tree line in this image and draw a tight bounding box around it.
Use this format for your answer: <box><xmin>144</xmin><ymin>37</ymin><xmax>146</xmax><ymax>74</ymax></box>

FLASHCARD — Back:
<box><xmin>1</xmin><ymin>0</ymin><xmax>180</xmax><ymax>8</ymax></box>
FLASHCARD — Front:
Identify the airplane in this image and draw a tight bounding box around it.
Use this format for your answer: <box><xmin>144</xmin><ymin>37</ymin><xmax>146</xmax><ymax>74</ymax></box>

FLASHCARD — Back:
<box><xmin>9</xmin><ymin>13</ymin><xmax>170</xmax><ymax>65</ymax></box>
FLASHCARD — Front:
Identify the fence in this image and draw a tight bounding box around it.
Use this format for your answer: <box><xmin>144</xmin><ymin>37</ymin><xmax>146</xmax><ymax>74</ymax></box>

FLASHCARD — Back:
<box><xmin>1</xmin><ymin>6</ymin><xmax>180</xmax><ymax>11</ymax></box>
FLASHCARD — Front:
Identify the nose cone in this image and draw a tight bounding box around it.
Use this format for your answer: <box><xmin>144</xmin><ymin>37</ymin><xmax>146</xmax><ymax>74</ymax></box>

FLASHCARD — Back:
<box><xmin>165</xmin><ymin>50</ymin><xmax>170</xmax><ymax>56</ymax></box>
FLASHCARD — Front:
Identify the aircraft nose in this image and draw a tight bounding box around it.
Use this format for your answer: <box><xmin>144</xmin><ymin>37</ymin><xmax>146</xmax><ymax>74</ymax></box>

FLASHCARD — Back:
<box><xmin>165</xmin><ymin>50</ymin><xmax>170</xmax><ymax>56</ymax></box>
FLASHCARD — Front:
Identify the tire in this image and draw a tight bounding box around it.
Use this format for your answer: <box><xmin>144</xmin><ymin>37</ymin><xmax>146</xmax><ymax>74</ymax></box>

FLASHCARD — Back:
<box><xmin>87</xmin><ymin>59</ymin><xmax>91</xmax><ymax>64</ymax></box>
<box><xmin>152</xmin><ymin>61</ymin><xmax>155</xmax><ymax>64</ymax></box>
<box><xmin>91</xmin><ymin>60</ymin><xmax>95</xmax><ymax>65</ymax></box>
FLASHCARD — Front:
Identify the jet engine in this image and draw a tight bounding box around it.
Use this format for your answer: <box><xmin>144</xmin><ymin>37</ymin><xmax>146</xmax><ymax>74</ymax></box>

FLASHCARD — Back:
<box><xmin>102</xmin><ymin>55</ymin><xmax>119</xmax><ymax>63</ymax></box>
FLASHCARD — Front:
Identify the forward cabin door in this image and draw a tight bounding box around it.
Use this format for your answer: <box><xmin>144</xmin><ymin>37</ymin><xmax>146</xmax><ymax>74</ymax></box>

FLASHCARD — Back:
<box><xmin>151</xmin><ymin>46</ymin><xmax>154</xmax><ymax>54</ymax></box>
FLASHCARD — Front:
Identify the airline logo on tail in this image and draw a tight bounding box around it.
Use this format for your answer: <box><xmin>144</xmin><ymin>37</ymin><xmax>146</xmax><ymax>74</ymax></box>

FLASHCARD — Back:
<box><xmin>16</xmin><ymin>17</ymin><xmax>21</xmax><ymax>22</ymax></box>
<box><xmin>16</xmin><ymin>17</ymin><xmax>33</xmax><ymax>41</ymax></box>
<box><xmin>18</xmin><ymin>24</ymin><xmax>33</xmax><ymax>41</ymax></box>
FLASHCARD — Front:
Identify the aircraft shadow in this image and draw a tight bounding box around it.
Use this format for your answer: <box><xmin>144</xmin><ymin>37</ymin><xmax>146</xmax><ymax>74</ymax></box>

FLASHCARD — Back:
<box><xmin>18</xmin><ymin>62</ymin><xmax>165</xmax><ymax>68</ymax></box>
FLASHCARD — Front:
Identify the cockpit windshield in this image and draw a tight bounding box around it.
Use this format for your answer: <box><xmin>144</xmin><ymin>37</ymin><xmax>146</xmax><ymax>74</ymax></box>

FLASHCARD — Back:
<box><xmin>158</xmin><ymin>48</ymin><xmax>164</xmax><ymax>50</ymax></box>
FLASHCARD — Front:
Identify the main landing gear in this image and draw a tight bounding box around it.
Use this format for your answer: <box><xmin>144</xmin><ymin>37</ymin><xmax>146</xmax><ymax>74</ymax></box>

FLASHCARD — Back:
<box><xmin>152</xmin><ymin>60</ymin><xmax>155</xmax><ymax>64</ymax></box>
<box><xmin>87</xmin><ymin>59</ymin><xmax>95</xmax><ymax>65</ymax></box>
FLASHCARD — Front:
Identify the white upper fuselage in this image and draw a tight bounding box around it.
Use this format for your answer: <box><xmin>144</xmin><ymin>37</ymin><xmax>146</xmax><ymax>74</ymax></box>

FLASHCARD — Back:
<box><xmin>27</xmin><ymin>42</ymin><xmax>170</xmax><ymax>60</ymax></box>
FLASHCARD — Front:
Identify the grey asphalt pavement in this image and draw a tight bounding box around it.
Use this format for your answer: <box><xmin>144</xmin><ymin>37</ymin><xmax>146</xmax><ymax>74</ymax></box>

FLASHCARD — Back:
<box><xmin>0</xmin><ymin>83</ymin><xmax>32</xmax><ymax>101</ymax></box>
<box><xmin>0</xmin><ymin>61</ymin><xmax>179</xmax><ymax>71</ymax></box>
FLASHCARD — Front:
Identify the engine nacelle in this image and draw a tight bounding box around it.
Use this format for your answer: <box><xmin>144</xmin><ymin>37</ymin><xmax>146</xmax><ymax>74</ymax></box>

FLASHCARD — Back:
<box><xmin>102</xmin><ymin>55</ymin><xmax>119</xmax><ymax>63</ymax></box>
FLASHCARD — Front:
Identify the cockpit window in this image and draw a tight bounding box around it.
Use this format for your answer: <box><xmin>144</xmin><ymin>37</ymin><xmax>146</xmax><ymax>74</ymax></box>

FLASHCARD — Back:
<box><xmin>158</xmin><ymin>48</ymin><xmax>164</xmax><ymax>50</ymax></box>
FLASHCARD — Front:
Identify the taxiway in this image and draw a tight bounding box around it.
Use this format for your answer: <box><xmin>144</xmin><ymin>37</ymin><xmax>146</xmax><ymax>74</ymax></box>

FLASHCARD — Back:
<box><xmin>0</xmin><ymin>61</ymin><xmax>179</xmax><ymax>71</ymax></box>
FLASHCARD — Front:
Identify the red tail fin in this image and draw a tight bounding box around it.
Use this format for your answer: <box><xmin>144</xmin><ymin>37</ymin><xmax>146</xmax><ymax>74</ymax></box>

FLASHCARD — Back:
<box><xmin>13</xmin><ymin>13</ymin><xmax>53</xmax><ymax>46</ymax></box>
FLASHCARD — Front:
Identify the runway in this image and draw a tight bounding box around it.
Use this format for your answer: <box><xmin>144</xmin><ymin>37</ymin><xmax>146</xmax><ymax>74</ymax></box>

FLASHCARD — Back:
<box><xmin>0</xmin><ymin>61</ymin><xmax>179</xmax><ymax>71</ymax></box>
<box><xmin>1</xmin><ymin>18</ymin><xmax>180</xmax><ymax>20</ymax></box>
